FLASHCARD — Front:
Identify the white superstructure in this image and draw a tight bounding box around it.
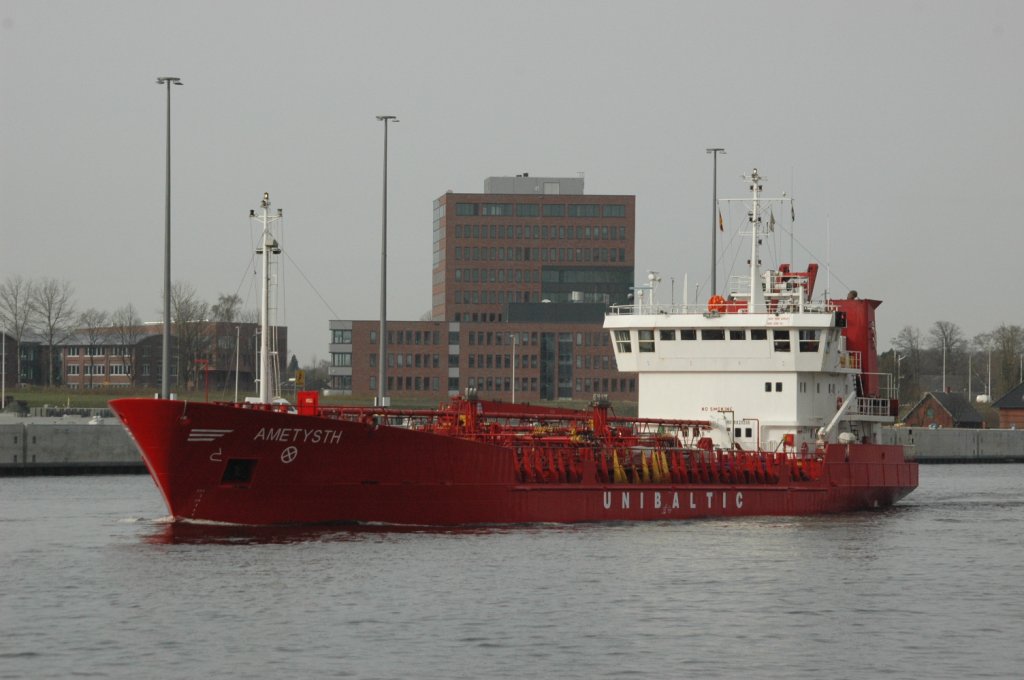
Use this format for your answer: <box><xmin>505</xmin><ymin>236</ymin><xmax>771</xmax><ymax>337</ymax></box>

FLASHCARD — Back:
<box><xmin>605</xmin><ymin>169</ymin><xmax>895</xmax><ymax>454</ymax></box>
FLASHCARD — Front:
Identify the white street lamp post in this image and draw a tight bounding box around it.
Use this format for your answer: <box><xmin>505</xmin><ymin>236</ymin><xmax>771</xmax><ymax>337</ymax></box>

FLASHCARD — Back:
<box><xmin>376</xmin><ymin>115</ymin><xmax>398</xmax><ymax>408</ymax></box>
<box><xmin>156</xmin><ymin>76</ymin><xmax>182</xmax><ymax>399</ymax></box>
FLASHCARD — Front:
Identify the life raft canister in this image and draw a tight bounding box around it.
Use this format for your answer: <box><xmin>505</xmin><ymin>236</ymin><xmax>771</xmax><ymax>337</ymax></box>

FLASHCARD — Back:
<box><xmin>707</xmin><ymin>294</ymin><xmax>727</xmax><ymax>312</ymax></box>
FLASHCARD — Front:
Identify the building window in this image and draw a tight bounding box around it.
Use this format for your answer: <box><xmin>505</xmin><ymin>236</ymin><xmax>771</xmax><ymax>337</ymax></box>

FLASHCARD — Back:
<box><xmin>332</xmin><ymin>352</ymin><xmax>352</xmax><ymax>367</ymax></box>
<box><xmin>543</xmin><ymin>204</ymin><xmax>565</xmax><ymax>217</ymax></box>
<box><xmin>603</xmin><ymin>205</ymin><xmax>626</xmax><ymax>217</ymax></box>
<box><xmin>456</xmin><ymin>203</ymin><xmax>477</xmax><ymax>216</ymax></box>
<box><xmin>332</xmin><ymin>329</ymin><xmax>352</xmax><ymax>344</ymax></box>
<box><xmin>568</xmin><ymin>204</ymin><xmax>599</xmax><ymax>217</ymax></box>
<box><xmin>516</xmin><ymin>204</ymin><xmax>539</xmax><ymax>217</ymax></box>
<box><xmin>481</xmin><ymin>203</ymin><xmax>513</xmax><ymax>216</ymax></box>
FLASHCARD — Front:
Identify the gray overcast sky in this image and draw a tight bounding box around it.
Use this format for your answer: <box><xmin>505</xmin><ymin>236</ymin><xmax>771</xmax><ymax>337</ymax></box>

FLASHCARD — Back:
<box><xmin>2</xmin><ymin>0</ymin><xmax>1021</xmax><ymax>363</ymax></box>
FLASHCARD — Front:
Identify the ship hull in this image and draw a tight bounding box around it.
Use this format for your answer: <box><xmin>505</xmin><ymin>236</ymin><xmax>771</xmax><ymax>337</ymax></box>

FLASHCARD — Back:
<box><xmin>111</xmin><ymin>398</ymin><xmax>917</xmax><ymax>526</ymax></box>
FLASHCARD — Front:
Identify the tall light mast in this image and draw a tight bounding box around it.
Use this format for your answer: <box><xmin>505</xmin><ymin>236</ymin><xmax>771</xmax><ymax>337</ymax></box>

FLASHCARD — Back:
<box><xmin>706</xmin><ymin>148</ymin><xmax>725</xmax><ymax>297</ymax></box>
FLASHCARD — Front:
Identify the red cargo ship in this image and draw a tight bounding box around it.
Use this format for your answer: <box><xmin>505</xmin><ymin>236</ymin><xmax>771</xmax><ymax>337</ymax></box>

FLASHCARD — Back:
<box><xmin>111</xmin><ymin>173</ymin><xmax>917</xmax><ymax>525</ymax></box>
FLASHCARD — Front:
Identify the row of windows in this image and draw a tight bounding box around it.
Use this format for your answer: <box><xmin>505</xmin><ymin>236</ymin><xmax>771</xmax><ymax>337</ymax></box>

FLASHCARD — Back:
<box><xmin>335</xmin><ymin>351</ymin><xmax>614</xmax><ymax>372</ymax></box>
<box><xmin>336</xmin><ymin>328</ymin><xmax>447</xmax><ymax>346</ymax></box>
<box><xmin>463</xmin><ymin>375</ymin><xmax>635</xmax><ymax>394</ymax></box>
<box><xmin>343</xmin><ymin>329</ymin><xmax>612</xmax><ymax>350</ymax></box>
<box><xmin>614</xmin><ymin>329</ymin><xmax>822</xmax><ymax>353</ymax></box>
<box><xmin>454</xmin><ymin>224</ymin><xmax>628</xmax><ymax>242</ymax></box>
<box><xmin>388</xmin><ymin>353</ymin><xmax>442</xmax><ymax>369</ymax></box>
<box><xmin>799</xmin><ymin>381</ymin><xmax>839</xmax><ymax>395</ymax></box>
<box><xmin>66</xmin><ymin>347</ymin><xmax>130</xmax><ymax>357</ymax></box>
<box><xmin>334</xmin><ymin>375</ymin><xmax>445</xmax><ymax>393</ymax></box>
<box><xmin>453</xmin><ymin>289</ymin><xmax>536</xmax><ymax>305</ymax></box>
<box><xmin>67</xmin><ymin>364</ymin><xmax>131</xmax><ymax>376</ymax></box>
<box><xmin>452</xmin><ymin>312</ymin><xmax>503</xmax><ymax>323</ymax></box>
<box><xmin>455</xmin><ymin>204</ymin><xmax>626</xmax><ymax>219</ymax></box>
<box><xmin>455</xmin><ymin>245</ymin><xmax>627</xmax><ymax>264</ymax></box>
<box><xmin>455</xmin><ymin>268</ymin><xmax>541</xmax><ymax>284</ymax></box>
<box><xmin>355</xmin><ymin>351</ymin><xmax>443</xmax><ymax>369</ymax></box>
<box><xmin>331</xmin><ymin>374</ymin><xmax>637</xmax><ymax>396</ymax></box>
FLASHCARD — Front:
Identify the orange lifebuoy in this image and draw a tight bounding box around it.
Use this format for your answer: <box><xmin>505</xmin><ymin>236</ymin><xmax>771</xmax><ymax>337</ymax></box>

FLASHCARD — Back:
<box><xmin>708</xmin><ymin>294</ymin><xmax>727</xmax><ymax>312</ymax></box>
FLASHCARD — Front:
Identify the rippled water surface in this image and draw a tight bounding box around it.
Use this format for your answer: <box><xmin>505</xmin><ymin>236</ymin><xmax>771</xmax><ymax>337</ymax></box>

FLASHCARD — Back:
<box><xmin>2</xmin><ymin>466</ymin><xmax>1022</xmax><ymax>679</ymax></box>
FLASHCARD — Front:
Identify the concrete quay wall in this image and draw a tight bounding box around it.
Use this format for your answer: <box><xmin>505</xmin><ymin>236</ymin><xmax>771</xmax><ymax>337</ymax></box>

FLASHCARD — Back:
<box><xmin>881</xmin><ymin>427</ymin><xmax>1024</xmax><ymax>463</ymax></box>
<box><xmin>0</xmin><ymin>419</ymin><xmax>143</xmax><ymax>475</ymax></box>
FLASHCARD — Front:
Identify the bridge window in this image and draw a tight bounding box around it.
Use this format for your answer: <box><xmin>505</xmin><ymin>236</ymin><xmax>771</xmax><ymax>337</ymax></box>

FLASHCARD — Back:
<box><xmin>614</xmin><ymin>330</ymin><xmax>632</xmax><ymax>353</ymax></box>
<box><xmin>729</xmin><ymin>330</ymin><xmax>746</xmax><ymax>340</ymax></box>
<box><xmin>773</xmin><ymin>330</ymin><xmax>791</xmax><ymax>352</ymax></box>
<box><xmin>659</xmin><ymin>329</ymin><xmax>676</xmax><ymax>341</ymax></box>
<box><xmin>680</xmin><ymin>329</ymin><xmax>697</xmax><ymax>340</ymax></box>
<box><xmin>701</xmin><ymin>329</ymin><xmax>725</xmax><ymax>341</ymax></box>
<box><xmin>751</xmin><ymin>329</ymin><xmax>768</xmax><ymax>341</ymax></box>
<box><xmin>638</xmin><ymin>330</ymin><xmax>655</xmax><ymax>352</ymax></box>
<box><xmin>799</xmin><ymin>330</ymin><xmax>820</xmax><ymax>352</ymax></box>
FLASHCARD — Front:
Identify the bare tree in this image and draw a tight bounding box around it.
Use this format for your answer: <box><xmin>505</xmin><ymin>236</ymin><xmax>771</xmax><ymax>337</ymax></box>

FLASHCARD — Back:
<box><xmin>78</xmin><ymin>308</ymin><xmax>110</xmax><ymax>389</ymax></box>
<box><xmin>990</xmin><ymin>323</ymin><xmax>1024</xmax><ymax>395</ymax></box>
<box><xmin>891</xmin><ymin>325</ymin><xmax>922</xmax><ymax>401</ymax></box>
<box><xmin>171</xmin><ymin>281</ymin><xmax>211</xmax><ymax>388</ymax></box>
<box><xmin>111</xmin><ymin>303</ymin><xmax>143</xmax><ymax>386</ymax></box>
<box><xmin>971</xmin><ymin>331</ymin><xmax>997</xmax><ymax>398</ymax></box>
<box><xmin>0</xmin><ymin>275</ymin><xmax>36</xmax><ymax>384</ymax></box>
<box><xmin>929</xmin><ymin>321</ymin><xmax>965</xmax><ymax>391</ymax></box>
<box><xmin>211</xmin><ymin>293</ymin><xmax>243</xmax><ymax>323</ymax></box>
<box><xmin>31</xmin><ymin>278</ymin><xmax>77</xmax><ymax>386</ymax></box>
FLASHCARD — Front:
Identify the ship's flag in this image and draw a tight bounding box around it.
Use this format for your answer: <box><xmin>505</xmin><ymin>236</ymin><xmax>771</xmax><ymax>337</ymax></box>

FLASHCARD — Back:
<box><xmin>718</xmin><ymin>210</ymin><xmax>724</xmax><ymax>231</ymax></box>
<box><xmin>791</xmin><ymin>201</ymin><xmax>796</xmax><ymax>222</ymax></box>
<box><xmin>769</xmin><ymin>209</ymin><xmax>776</xmax><ymax>232</ymax></box>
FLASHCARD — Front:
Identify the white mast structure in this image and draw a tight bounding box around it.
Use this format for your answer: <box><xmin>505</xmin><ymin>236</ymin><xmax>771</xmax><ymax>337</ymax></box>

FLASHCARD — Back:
<box><xmin>746</xmin><ymin>169</ymin><xmax>766</xmax><ymax>313</ymax></box>
<box><xmin>251</xmin><ymin>192</ymin><xmax>282</xmax><ymax>404</ymax></box>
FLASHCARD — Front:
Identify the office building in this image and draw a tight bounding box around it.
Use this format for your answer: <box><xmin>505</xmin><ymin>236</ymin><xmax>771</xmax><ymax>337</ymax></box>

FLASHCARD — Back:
<box><xmin>329</xmin><ymin>174</ymin><xmax>638</xmax><ymax>402</ymax></box>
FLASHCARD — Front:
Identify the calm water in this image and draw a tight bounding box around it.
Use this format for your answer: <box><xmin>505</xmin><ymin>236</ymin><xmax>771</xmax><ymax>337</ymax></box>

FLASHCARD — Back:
<box><xmin>1</xmin><ymin>467</ymin><xmax>1022</xmax><ymax>680</ymax></box>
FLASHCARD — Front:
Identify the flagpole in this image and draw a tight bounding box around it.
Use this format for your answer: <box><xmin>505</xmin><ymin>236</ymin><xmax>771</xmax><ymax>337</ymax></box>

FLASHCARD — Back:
<box><xmin>706</xmin><ymin>148</ymin><xmax>725</xmax><ymax>298</ymax></box>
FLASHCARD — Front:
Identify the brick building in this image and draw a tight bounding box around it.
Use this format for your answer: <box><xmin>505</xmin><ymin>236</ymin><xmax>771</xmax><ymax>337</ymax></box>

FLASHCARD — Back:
<box><xmin>902</xmin><ymin>391</ymin><xmax>984</xmax><ymax>429</ymax></box>
<box><xmin>991</xmin><ymin>383</ymin><xmax>1024</xmax><ymax>429</ymax></box>
<box><xmin>329</xmin><ymin>174</ymin><xmax>638</xmax><ymax>402</ymax></box>
<box><xmin>60</xmin><ymin>322</ymin><xmax>286</xmax><ymax>393</ymax></box>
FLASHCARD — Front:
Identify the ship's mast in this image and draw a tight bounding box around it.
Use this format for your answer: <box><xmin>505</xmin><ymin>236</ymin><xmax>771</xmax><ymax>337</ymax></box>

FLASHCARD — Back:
<box><xmin>252</xmin><ymin>192</ymin><xmax>282</xmax><ymax>404</ymax></box>
<box><xmin>746</xmin><ymin>169</ymin><xmax>765</xmax><ymax>313</ymax></box>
